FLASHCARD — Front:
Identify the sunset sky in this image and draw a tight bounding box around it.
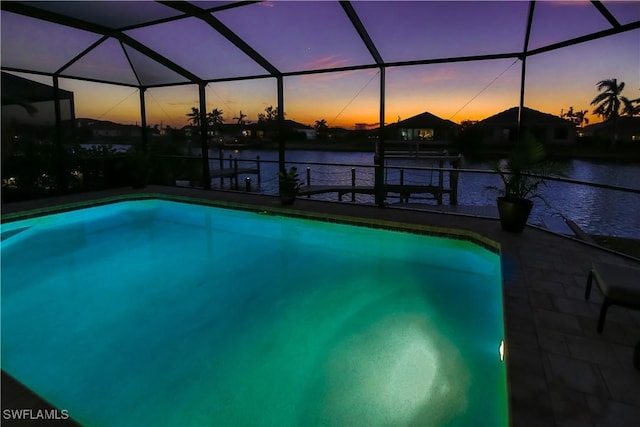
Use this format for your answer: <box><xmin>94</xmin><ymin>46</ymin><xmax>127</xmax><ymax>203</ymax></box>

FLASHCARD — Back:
<box><xmin>2</xmin><ymin>1</ymin><xmax>639</xmax><ymax>129</ymax></box>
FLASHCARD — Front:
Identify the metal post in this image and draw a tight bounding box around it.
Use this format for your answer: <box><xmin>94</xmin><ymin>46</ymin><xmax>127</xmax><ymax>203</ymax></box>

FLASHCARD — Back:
<box><xmin>517</xmin><ymin>57</ymin><xmax>527</xmax><ymax>143</ymax></box>
<box><xmin>277</xmin><ymin>76</ymin><xmax>285</xmax><ymax>194</ymax></box>
<box><xmin>245</xmin><ymin>177</ymin><xmax>251</xmax><ymax>192</ymax></box>
<box><xmin>52</xmin><ymin>75</ymin><xmax>67</xmax><ymax>192</ymax></box>
<box><xmin>351</xmin><ymin>168</ymin><xmax>356</xmax><ymax>202</ymax></box>
<box><xmin>306</xmin><ymin>167</ymin><xmax>311</xmax><ymax>186</ymax></box>
<box><xmin>518</xmin><ymin>1</ymin><xmax>536</xmax><ymax>143</ymax></box>
<box><xmin>198</xmin><ymin>83</ymin><xmax>211</xmax><ymax>189</ymax></box>
<box><xmin>438</xmin><ymin>160</ymin><xmax>444</xmax><ymax>205</ymax></box>
<box><xmin>400</xmin><ymin>169</ymin><xmax>405</xmax><ymax>203</ymax></box>
<box><xmin>218</xmin><ymin>147</ymin><xmax>224</xmax><ymax>186</ymax></box>
<box><xmin>256</xmin><ymin>156</ymin><xmax>261</xmax><ymax>185</ymax></box>
<box><xmin>233</xmin><ymin>158</ymin><xmax>239</xmax><ymax>190</ymax></box>
<box><xmin>451</xmin><ymin>156</ymin><xmax>460</xmax><ymax>205</ymax></box>
<box><xmin>375</xmin><ymin>67</ymin><xmax>386</xmax><ymax>206</ymax></box>
<box><xmin>139</xmin><ymin>88</ymin><xmax>148</xmax><ymax>152</ymax></box>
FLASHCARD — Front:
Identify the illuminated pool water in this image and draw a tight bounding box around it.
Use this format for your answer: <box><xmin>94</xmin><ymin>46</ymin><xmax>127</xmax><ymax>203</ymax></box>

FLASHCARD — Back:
<box><xmin>1</xmin><ymin>199</ymin><xmax>507</xmax><ymax>426</ymax></box>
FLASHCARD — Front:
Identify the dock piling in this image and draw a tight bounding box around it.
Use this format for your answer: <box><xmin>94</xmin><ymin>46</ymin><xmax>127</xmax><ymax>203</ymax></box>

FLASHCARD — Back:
<box><xmin>351</xmin><ymin>168</ymin><xmax>356</xmax><ymax>202</ymax></box>
<box><xmin>233</xmin><ymin>158</ymin><xmax>239</xmax><ymax>190</ymax></box>
<box><xmin>256</xmin><ymin>156</ymin><xmax>261</xmax><ymax>185</ymax></box>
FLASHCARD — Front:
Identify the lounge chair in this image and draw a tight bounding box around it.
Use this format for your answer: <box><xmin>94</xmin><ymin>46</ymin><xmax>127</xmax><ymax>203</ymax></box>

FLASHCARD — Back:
<box><xmin>584</xmin><ymin>261</ymin><xmax>640</xmax><ymax>333</ymax></box>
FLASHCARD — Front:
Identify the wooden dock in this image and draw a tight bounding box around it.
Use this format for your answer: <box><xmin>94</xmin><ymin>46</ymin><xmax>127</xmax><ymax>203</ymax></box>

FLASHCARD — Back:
<box><xmin>386</xmin><ymin>184</ymin><xmax>453</xmax><ymax>204</ymax></box>
<box><xmin>210</xmin><ymin>154</ymin><xmax>263</xmax><ymax>190</ymax></box>
<box><xmin>210</xmin><ymin>167</ymin><xmax>259</xmax><ymax>179</ymax></box>
<box><xmin>298</xmin><ymin>184</ymin><xmax>454</xmax><ymax>203</ymax></box>
<box><xmin>298</xmin><ymin>185</ymin><xmax>374</xmax><ymax>201</ymax></box>
<box><xmin>210</xmin><ymin>166</ymin><xmax>260</xmax><ymax>190</ymax></box>
<box><xmin>295</xmin><ymin>153</ymin><xmax>462</xmax><ymax>204</ymax></box>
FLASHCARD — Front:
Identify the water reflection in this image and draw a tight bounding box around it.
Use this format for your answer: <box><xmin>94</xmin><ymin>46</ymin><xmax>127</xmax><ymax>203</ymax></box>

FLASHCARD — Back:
<box><xmin>210</xmin><ymin>149</ymin><xmax>640</xmax><ymax>238</ymax></box>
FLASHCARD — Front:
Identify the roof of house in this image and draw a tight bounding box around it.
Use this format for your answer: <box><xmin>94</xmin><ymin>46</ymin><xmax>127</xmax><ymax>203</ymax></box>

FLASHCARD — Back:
<box><xmin>249</xmin><ymin>119</ymin><xmax>313</xmax><ymax>130</ymax></box>
<box><xmin>582</xmin><ymin>116</ymin><xmax>640</xmax><ymax>132</ymax></box>
<box><xmin>76</xmin><ymin>118</ymin><xmax>139</xmax><ymax>130</ymax></box>
<box><xmin>284</xmin><ymin>119</ymin><xmax>313</xmax><ymax>130</ymax></box>
<box><xmin>474</xmin><ymin>106</ymin><xmax>573</xmax><ymax>127</ymax></box>
<box><xmin>389</xmin><ymin>111</ymin><xmax>460</xmax><ymax>129</ymax></box>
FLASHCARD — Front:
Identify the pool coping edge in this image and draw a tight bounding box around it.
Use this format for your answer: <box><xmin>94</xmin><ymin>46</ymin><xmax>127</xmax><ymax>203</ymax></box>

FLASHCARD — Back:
<box><xmin>1</xmin><ymin>192</ymin><xmax>501</xmax><ymax>255</ymax></box>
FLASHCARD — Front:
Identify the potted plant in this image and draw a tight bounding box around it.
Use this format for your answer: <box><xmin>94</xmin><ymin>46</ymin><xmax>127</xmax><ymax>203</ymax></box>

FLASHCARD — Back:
<box><xmin>488</xmin><ymin>133</ymin><xmax>548</xmax><ymax>233</ymax></box>
<box><xmin>277</xmin><ymin>166</ymin><xmax>301</xmax><ymax>205</ymax></box>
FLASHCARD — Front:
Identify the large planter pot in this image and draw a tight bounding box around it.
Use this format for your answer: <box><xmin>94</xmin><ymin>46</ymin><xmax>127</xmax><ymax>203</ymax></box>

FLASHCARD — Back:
<box><xmin>279</xmin><ymin>180</ymin><xmax>299</xmax><ymax>205</ymax></box>
<box><xmin>280</xmin><ymin>192</ymin><xmax>296</xmax><ymax>205</ymax></box>
<box><xmin>497</xmin><ymin>197</ymin><xmax>533</xmax><ymax>233</ymax></box>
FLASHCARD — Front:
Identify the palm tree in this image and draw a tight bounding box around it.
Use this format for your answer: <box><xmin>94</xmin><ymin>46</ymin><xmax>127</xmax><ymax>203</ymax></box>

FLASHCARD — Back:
<box><xmin>590</xmin><ymin>78</ymin><xmax>625</xmax><ymax>121</ymax></box>
<box><xmin>562</xmin><ymin>106</ymin><xmax>589</xmax><ymax>128</ymax></box>
<box><xmin>561</xmin><ymin>106</ymin><xmax>576</xmax><ymax>123</ymax></box>
<box><xmin>264</xmin><ymin>106</ymin><xmax>278</xmax><ymax>121</ymax></box>
<box><xmin>207</xmin><ymin>108</ymin><xmax>224</xmax><ymax>127</ymax></box>
<box><xmin>233</xmin><ymin>110</ymin><xmax>247</xmax><ymax>125</ymax></box>
<box><xmin>622</xmin><ymin>97</ymin><xmax>640</xmax><ymax>117</ymax></box>
<box><xmin>590</xmin><ymin>78</ymin><xmax>634</xmax><ymax>147</ymax></box>
<box><xmin>186</xmin><ymin>107</ymin><xmax>200</xmax><ymax>126</ymax></box>
<box><xmin>574</xmin><ymin>109</ymin><xmax>589</xmax><ymax>128</ymax></box>
<box><xmin>314</xmin><ymin>119</ymin><xmax>328</xmax><ymax>140</ymax></box>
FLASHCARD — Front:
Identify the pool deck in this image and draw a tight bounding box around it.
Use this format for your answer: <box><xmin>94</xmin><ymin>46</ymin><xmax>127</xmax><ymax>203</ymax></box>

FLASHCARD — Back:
<box><xmin>2</xmin><ymin>186</ymin><xmax>639</xmax><ymax>427</ymax></box>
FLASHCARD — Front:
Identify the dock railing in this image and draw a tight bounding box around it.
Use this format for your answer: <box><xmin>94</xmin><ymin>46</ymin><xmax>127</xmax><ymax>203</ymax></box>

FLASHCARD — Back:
<box><xmin>158</xmin><ymin>153</ymin><xmax>640</xmax><ymax>213</ymax></box>
<box><xmin>197</xmin><ymin>154</ymin><xmax>465</xmax><ymax>205</ymax></box>
<box><xmin>213</xmin><ymin>154</ymin><xmax>261</xmax><ymax>190</ymax></box>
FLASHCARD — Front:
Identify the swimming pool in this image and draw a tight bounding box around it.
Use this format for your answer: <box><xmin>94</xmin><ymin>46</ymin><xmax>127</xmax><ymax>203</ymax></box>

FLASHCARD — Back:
<box><xmin>1</xmin><ymin>199</ymin><xmax>507</xmax><ymax>426</ymax></box>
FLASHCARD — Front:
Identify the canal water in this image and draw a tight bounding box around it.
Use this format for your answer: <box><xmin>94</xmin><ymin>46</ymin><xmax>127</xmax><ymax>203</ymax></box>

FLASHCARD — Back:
<box><xmin>211</xmin><ymin>149</ymin><xmax>640</xmax><ymax>239</ymax></box>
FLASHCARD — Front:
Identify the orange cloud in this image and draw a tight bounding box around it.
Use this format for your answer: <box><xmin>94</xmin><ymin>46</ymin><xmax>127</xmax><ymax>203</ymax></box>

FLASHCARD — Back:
<box><xmin>303</xmin><ymin>55</ymin><xmax>353</xmax><ymax>72</ymax></box>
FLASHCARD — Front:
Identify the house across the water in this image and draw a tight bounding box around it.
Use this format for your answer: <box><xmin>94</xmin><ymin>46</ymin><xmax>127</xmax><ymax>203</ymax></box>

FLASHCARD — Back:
<box><xmin>469</xmin><ymin>106</ymin><xmax>577</xmax><ymax>145</ymax></box>
<box><xmin>581</xmin><ymin>116</ymin><xmax>640</xmax><ymax>144</ymax></box>
<box><xmin>384</xmin><ymin>111</ymin><xmax>461</xmax><ymax>143</ymax></box>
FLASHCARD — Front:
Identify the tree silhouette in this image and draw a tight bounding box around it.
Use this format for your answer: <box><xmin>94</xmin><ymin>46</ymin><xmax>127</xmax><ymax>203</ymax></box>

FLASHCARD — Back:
<box><xmin>590</xmin><ymin>78</ymin><xmax>636</xmax><ymax>147</ymax></box>
<box><xmin>590</xmin><ymin>78</ymin><xmax>625</xmax><ymax>121</ymax></box>
<box><xmin>561</xmin><ymin>106</ymin><xmax>589</xmax><ymax>128</ymax></box>
<box><xmin>574</xmin><ymin>110</ymin><xmax>589</xmax><ymax>128</ymax></box>
<box><xmin>233</xmin><ymin>110</ymin><xmax>247</xmax><ymax>125</ymax></box>
<box><xmin>264</xmin><ymin>106</ymin><xmax>278</xmax><ymax>121</ymax></box>
<box><xmin>314</xmin><ymin>119</ymin><xmax>328</xmax><ymax>140</ymax></box>
<box><xmin>460</xmin><ymin>119</ymin><xmax>478</xmax><ymax>130</ymax></box>
<box><xmin>258</xmin><ymin>106</ymin><xmax>283</xmax><ymax>128</ymax></box>
<box><xmin>622</xmin><ymin>97</ymin><xmax>640</xmax><ymax>117</ymax></box>
<box><xmin>207</xmin><ymin>108</ymin><xmax>224</xmax><ymax>127</ymax></box>
<box><xmin>186</xmin><ymin>107</ymin><xmax>200</xmax><ymax>126</ymax></box>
